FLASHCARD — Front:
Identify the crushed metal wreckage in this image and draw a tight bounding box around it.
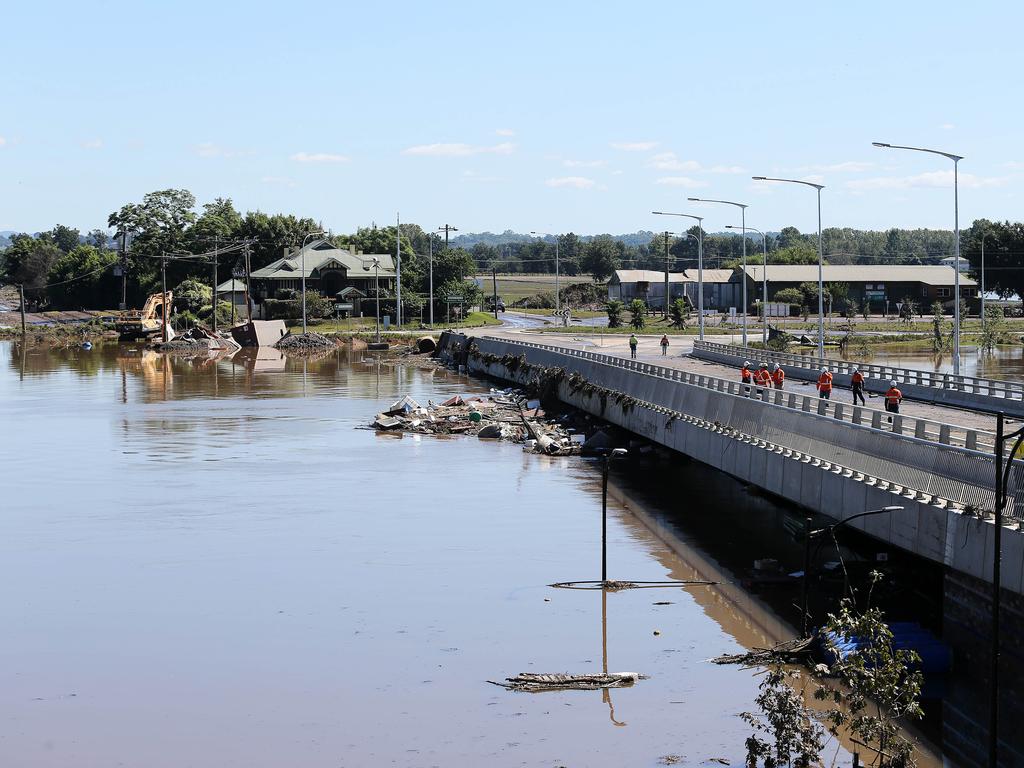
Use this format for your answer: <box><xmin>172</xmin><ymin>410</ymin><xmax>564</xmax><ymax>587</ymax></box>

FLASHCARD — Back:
<box><xmin>370</xmin><ymin>389</ymin><xmax>585</xmax><ymax>455</ymax></box>
<box><xmin>488</xmin><ymin>672</ymin><xmax>647</xmax><ymax>692</ymax></box>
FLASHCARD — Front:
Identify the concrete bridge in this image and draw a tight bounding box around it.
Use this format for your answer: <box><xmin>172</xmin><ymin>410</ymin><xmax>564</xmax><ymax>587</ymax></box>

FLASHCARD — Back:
<box><xmin>439</xmin><ymin>331</ymin><xmax>1024</xmax><ymax>596</ymax></box>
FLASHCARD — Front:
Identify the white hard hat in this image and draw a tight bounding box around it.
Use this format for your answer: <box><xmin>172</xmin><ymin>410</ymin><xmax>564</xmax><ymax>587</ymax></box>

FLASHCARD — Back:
<box><xmin>852</xmin><ymin>367</ymin><xmax>859</xmax><ymax>372</ymax></box>
<box><xmin>773</xmin><ymin>363</ymin><xmax>780</xmax><ymax>369</ymax></box>
<box><xmin>821</xmin><ymin>367</ymin><xmax>828</xmax><ymax>373</ymax></box>
<box><xmin>890</xmin><ymin>380</ymin><xmax>897</xmax><ymax>387</ymax></box>
<box><xmin>760</xmin><ymin>362</ymin><xmax>768</xmax><ymax>367</ymax></box>
<box><xmin>744</xmin><ymin>360</ymin><xmax>751</xmax><ymax>366</ymax></box>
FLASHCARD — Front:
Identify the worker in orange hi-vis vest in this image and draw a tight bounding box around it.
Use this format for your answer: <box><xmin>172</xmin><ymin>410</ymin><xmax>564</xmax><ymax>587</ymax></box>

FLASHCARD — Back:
<box><xmin>755</xmin><ymin>362</ymin><xmax>771</xmax><ymax>388</ymax></box>
<box><xmin>817</xmin><ymin>367</ymin><xmax>833</xmax><ymax>400</ymax></box>
<box><xmin>851</xmin><ymin>367</ymin><xmax>866</xmax><ymax>405</ymax></box>
<box><xmin>771</xmin><ymin>363</ymin><xmax>785</xmax><ymax>390</ymax></box>
<box><xmin>741</xmin><ymin>360</ymin><xmax>752</xmax><ymax>384</ymax></box>
<box><xmin>885</xmin><ymin>380</ymin><xmax>903</xmax><ymax>415</ymax></box>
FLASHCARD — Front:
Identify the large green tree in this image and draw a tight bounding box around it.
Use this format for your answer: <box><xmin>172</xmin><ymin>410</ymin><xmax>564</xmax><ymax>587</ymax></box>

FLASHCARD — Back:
<box><xmin>46</xmin><ymin>245</ymin><xmax>119</xmax><ymax>309</ymax></box>
<box><xmin>2</xmin><ymin>235</ymin><xmax>63</xmax><ymax>301</ymax></box>
<box><xmin>963</xmin><ymin>219</ymin><xmax>1024</xmax><ymax>299</ymax></box>
<box><xmin>581</xmin><ymin>235</ymin><xmax>621</xmax><ymax>282</ymax></box>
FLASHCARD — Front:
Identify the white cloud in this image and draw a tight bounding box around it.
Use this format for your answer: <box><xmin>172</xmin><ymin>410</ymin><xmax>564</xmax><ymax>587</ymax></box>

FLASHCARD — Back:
<box><xmin>846</xmin><ymin>170</ymin><xmax>1008</xmax><ymax>192</ymax></box>
<box><xmin>195</xmin><ymin>142</ymin><xmax>249</xmax><ymax>159</ymax></box>
<box><xmin>647</xmin><ymin>152</ymin><xmax>700</xmax><ymax>171</ymax></box>
<box><xmin>563</xmin><ymin>159</ymin><xmax>606</xmax><ymax>168</ymax></box>
<box><xmin>797</xmin><ymin>161</ymin><xmax>876</xmax><ymax>173</ymax></box>
<box><xmin>80</xmin><ymin>138</ymin><xmax>103</xmax><ymax>150</ymax></box>
<box><xmin>655</xmin><ymin>176</ymin><xmax>708</xmax><ymax>188</ymax></box>
<box><xmin>545</xmin><ymin>176</ymin><xmax>596</xmax><ymax>189</ymax></box>
<box><xmin>611</xmin><ymin>169</ymin><xmax>624</xmax><ymax>176</ymax></box>
<box><xmin>402</xmin><ymin>141</ymin><xmax>515</xmax><ymax>157</ymax></box>
<box><xmin>261</xmin><ymin>176</ymin><xmax>297</xmax><ymax>188</ymax></box>
<box><xmin>940</xmin><ymin>123</ymin><xmax>955</xmax><ymax>130</ymax></box>
<box><xmin>1004</xmin><ymin>161</ymin><xmax>1024</xmax><ymax>170</ymax></box>
<box><xmin>610</xmin><ymin>140</ymin><xmax>659</xmax><ymax>151</ymax></box>
<box><xmin>462</xmin><ymin>170</ymin><xmax>502</xmax><ymax>182</ymax></box>
<box><xmin>290</xmin><ymin>151</ymin><xmax>350</xmax><ymax>164</ymax></box>
<box><xmin>709</xmin><ymin>164</ymin><xmax>746</xmax><ymax>174</ymax></box>
<box><xmin>495</xmin><ymin>128</ymin><xmax>515</xmax><ymax>136</ymax></box>
<box><xmin>0</xmin><ymin>136</ymin><xmax>6</xmax><ymax>147</ymax></box>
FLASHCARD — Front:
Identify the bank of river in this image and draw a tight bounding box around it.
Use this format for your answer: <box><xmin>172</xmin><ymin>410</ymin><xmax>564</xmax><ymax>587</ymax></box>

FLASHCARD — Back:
<box><xmin>0</xmin><ymin>342</ymin><xmax>947</xmax><ymax>767</ymax></box>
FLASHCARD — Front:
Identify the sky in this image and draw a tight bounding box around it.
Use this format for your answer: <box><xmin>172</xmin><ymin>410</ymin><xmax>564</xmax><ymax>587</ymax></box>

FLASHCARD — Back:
<box><xmin>2</xmin><ymin>0</ymin><xmax>1023</xmax><ymax>237</ymax></box>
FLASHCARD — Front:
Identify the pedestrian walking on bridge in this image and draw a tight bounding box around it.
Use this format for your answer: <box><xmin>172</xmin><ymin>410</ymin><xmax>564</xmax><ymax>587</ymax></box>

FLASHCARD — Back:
<box><xmin>851</xmin><ymin>367</ymin><xmax>866</xmax><ymax>405</ymax></box>
<box><xmin>660</xmin><ymin>335</ymin><xmax>670</xmax><ymax>356</ymax></box>
<box><xmin>741</xmin><ymin>360</ymin><xmax>752</xmax><ymax>384</ymax></box>
<box><xmin>885</xmin><ymin>380</ymin><xmax>903</xmax><ymax>417</ymax></box>
<box><xmin>628</xmin><ymin>334</ymin><xmax>638</xmax><ymax>359</ymax></box>
<box><xmin>754</xmin><ymin>362</ymin><xmax>771</xmax><ymax>388</ymax></box>
<box><xmin>817</xmin><ymin>367</ymin><xmax>833</xmax><ymax>400</ymax></box>
<box><xmin>771</xmin><ymin>363</ymin><xmax>785</xmax><ymax>390</ymax></box>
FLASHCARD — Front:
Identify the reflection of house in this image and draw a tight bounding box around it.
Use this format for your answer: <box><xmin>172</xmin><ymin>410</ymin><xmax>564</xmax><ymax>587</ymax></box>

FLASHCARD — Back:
<box><xmin>608</xmin><ymin>269</ymin><xmax>736</xmax><ymax>310</ymax></box>
<box><xmin>738</xmin><ymin>265</ymin><xmax>977</xmax><ymax>310</ymax></box>
<box><xmin>249</xmin><ymin>239</ymin><xmax>396</xmax><ymax>305</ymax></box>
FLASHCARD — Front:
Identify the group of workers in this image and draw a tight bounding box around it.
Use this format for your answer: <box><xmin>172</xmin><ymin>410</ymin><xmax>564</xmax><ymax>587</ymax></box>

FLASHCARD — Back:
<box><xmin>741</xmin><ymin>360</ymin><xmax>904</xmax><ymax>414</ymax></box>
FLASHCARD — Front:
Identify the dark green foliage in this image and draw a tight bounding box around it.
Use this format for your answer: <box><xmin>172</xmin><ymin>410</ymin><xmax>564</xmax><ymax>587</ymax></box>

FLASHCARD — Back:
<box><xmin>606</xmin><ymin>299</ymin><xmax>624</xmax><ymax>328</ymax></box>
<box><xmin>629</xmin><ymin>299</ymin><xmax>647</xmax><ymax>329</ymax></box>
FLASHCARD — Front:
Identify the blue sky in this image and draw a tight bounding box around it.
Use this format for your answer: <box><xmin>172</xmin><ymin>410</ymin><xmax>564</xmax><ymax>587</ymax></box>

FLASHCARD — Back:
<box><xmin>2</xmin><ymin>1</ymin><xmax>1022</xmax><ymax>237</ymax></box>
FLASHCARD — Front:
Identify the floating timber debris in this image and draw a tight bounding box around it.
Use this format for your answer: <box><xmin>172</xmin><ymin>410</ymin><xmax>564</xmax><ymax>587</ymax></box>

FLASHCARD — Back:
<box><xmin>369</xmin><ymin>388</ymin><xmax>585</xmax><ymax>455</ymax></box>
<box><xmin>710</xmin><ymin>636</ymin><xmax>816</xmax><ymax>668</ymax></box>
<box><xmin>488</xmin><ymin>672</ymin><xmax>647</xmax><ymax>692</ymax></box>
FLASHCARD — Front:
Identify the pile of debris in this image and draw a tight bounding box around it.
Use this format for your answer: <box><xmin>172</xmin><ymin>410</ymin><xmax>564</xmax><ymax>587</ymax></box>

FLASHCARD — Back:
<box><xmin>488</xmin><ymin>672</ymin><xmax>646</xmax><ymax>692</ymax></box>
<box><xmin>275</xmin><ymin>332</ymin><xmax>336</xmax><ymax>351</ymax></box>
<box><xmin>370</xmin><ymin>391</ymin><xmax>584</xmax><ymax>455</ymax></box>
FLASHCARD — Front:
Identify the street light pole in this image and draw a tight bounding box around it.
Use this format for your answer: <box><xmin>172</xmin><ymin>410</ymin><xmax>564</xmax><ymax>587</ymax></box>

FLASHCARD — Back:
<box><xmin>728</xmin><ymin>225</ymin><xmax>768</xmax><ymax>344</ymax></box>
<box><xmin>980</xmin><ymin>230</ymin><xmax>992</xmax><ymax>331</ymax></box>
<box><xmin>873</xmin><ymin>142</ymin><xmax>964</xmax><ymax>374</ymax></box>
<box><xmin>601</xmin><ymin>448</ymin><xmax>628</xmax><ymax>584</ymax></box>
<box><xmin>800</xmin><ymin>506</ymin><xmax>905</xmax><ymax>635</ymax></box>
<box><xmin>689</xmin><ymin>198</ymin><xmax>749</xmax><ymax>346</ymax></box>
<box><xmin>530</xmin><ymin>232</ymin><xmax>560</xmax><ymax>313</ymax></box>
<box><xmin>362</xmin><ymin>258</ymin><xmax>382</xmax><ymax>344</ymax></box>
<box><xmin>299</xmin><ymin>230</ymin><xmax>325</xmax><ymax>335</ymax></box>
<box><xmin>652</xmin><ymin>211</ymin><xmax>704</xmax><ymax>340</ymax></box>
<box><xmin>751</xmin><ymin>177</ymin><xmax>825</xmax><ymax>359</ymax></box>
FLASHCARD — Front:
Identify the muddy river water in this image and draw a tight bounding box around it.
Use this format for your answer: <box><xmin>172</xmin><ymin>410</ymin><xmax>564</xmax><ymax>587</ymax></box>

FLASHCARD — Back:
<box><xmin>1</xmin><ymin>342</ymin><xmax>950</xmax><ymax>767</ymax></box>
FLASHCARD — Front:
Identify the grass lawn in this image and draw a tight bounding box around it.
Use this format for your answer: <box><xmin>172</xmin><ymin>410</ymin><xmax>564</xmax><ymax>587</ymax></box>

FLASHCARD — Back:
<box><xmin>473</xmin><ymin>273</ymin><xmax>599</xmax><ymax>303</ymax></box>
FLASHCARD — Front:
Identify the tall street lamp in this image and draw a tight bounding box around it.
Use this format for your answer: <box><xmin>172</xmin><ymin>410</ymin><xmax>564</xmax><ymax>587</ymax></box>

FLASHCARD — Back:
<box><xmin>752</xmin><ymin>177</ymin><xmax>825</xmax><ymax>359</ymax></box>
<box><xmin>689</xmin><ymin>198</ymin><xmax>749</xmax><ymax>346</ymax></box>
<box><xmin>873</xmin><ymin>142</ymin><xmax>964</xmax><ymax>374</ymax></box>
<box><xmin>299</xmin><ymin>230</ymin><xmax>326</xmax><ymax>334</ymax></box>
<box><xmin>727</xmin><ymin>225</ymin><xmax>768</xmax><ymax>345</ymax></box>
<box><xmin>652</xmin><ymin>211</ymin><xmax>705</xmax><ymax>340</ymax></box>
<box><xmin>530</xmin><ymin>231</ymin><xmax>561</xmax><ymax>313</ymax></box>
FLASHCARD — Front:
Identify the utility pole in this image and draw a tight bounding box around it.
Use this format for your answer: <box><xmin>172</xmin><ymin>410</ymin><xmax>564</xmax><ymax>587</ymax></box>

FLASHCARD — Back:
<box><xmin>120</xmin><ymin>232</ymin><xmax>128</xmax><ymax>310</ymax></box>
<box><xmin>211</xmin><ymin>237</ymin><xmax>219</xmax><ymax>334</ymax></box>
<box><xmin>663</xmin><ymin>231</ymin><xmax>671</xmax><ymax>319</ymax></box>
<box><xmin>438</xmin><ymin>224</ymin><xmax>459</xmax><ymax>250</ymax></box>
<box><xmin>428</xmin><ymin>235</ymin><xmax>434</xmax><ymax>327</ymax></box>
<box><xmin>396</xmin><ymin>213</ymin><xmax>402</xmax><ymax>327</ymax></box>
<box><xmin>242</xmin><ymin>241</ymin><xmax>252</xmax><ymax>321</ymax></box>
<box><xmin>492</xmin><ymin>267</ymin><xmax>499</xmax><ymax>320</ymax></box>
<box><xmin>161</xmin><ymin>253</ymin><xmax>169</xmax><ymax>343</ymax></box>
<box><xmin>19</xmin><ymin>283</ymin><xmax>26</xmax><ymax>336</ymax></box>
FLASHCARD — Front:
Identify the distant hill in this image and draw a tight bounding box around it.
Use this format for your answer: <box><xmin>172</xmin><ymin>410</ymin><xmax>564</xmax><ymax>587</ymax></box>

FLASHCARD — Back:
<box><xmin>449</xmin><ymin>229</ymin><xmax>778</xmax><ymax>248</ymax></box>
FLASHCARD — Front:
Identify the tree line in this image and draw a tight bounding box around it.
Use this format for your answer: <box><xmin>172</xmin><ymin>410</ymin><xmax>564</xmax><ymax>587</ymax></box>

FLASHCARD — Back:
<box><xmin>2</xmin><ymin>188</ymin><xmax>1022</xmax><ymax>310</ymax></box>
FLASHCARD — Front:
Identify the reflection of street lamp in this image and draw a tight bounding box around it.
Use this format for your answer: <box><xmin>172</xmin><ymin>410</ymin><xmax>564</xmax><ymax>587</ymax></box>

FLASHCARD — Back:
<box><xmin>653</xmin><ymin>212</ymin><xmax>705</xmax><ymax>339</ymax></box>
<box><xmin>601</xmin><ymin>448</ymin><xmax>628</xmax><ymax>584</ymax></box>
<box><xmin>362</xmin><ymin>257</ymin><xmax>382</xmax><ymax>344</ymax></box>
<box><xmin>752</xmin><ymin>177</ymin><xmax>825</xmax><ymax>359</ymax></box>
<box><xmin>530</xmin><ymin>231</ymin><xmax>560</xmax><ymax>313</ymax></box>
<box><xmin>799</xmin><ymin>506</ymin><xmax>904</xmax><ymax>636</ymax></box>
<box><xmin>874</xmin><ymin>142</ymin><xmax>964</xmax><ymax>374</ymax></box>
<box><xmin>299</xmin><ymin>231</ymin><xmax>326</xmax><ymax>334</ymax></box>
<box><xmin>601</xmin><ymin>589</ymin><xmax>626</xmax><ymax>726</ymax></box>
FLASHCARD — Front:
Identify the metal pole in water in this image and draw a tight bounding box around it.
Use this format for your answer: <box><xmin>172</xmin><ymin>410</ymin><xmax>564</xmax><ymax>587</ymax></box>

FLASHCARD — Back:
<box><xmin>801</xmin><ymin>516</ymin><xmax>812</xmax><ymax>636</ymax></box>
<box><xmin>602</xmin><ymin>454</ymin><xmax>609</xmax><ymax>584</ymax></box>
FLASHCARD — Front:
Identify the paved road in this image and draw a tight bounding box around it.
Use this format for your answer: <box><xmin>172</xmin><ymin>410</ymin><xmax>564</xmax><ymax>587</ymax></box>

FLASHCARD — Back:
<box><xmin>483</xmin><ymin>328</ymin><xmax>1001</xmax><ymax>434</ymax></box>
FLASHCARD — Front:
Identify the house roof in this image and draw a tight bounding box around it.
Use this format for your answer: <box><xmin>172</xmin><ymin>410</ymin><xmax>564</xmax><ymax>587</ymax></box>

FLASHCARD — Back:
<box><xmin>250</xmin><ymin>239</ymin><xmax>397</xmax><ymax>281</ymax></box>
<box><xmin>336</xmin><ymin>286</ymin><xmax>367</xmax><ymax>298</ymax></box>
<box><xmin>739</xmin><ymin>264</ymin><xmax>976</xmax><ymax>287</ymax></box>
<box><xmin>611</xmin><ymin>268</ymin><xmax>736</xmax><ymax>285</ymax></box>
<box><xmin>216</xmin><ymin>279</ymin><xmax>247</xmax><ymax>293</ymax></box>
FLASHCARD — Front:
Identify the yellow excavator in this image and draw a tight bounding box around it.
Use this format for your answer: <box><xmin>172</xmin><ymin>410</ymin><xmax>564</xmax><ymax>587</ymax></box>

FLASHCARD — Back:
<box><xmin>116</xmin><ymin>292</ymin><xmax>173</xmax><ymax>341</ymax></box>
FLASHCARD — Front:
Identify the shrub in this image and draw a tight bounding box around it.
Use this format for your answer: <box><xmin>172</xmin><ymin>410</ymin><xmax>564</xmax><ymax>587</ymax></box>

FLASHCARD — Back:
<box><xmin>606</xmin><ymin>300</ymin><xmax>624</xmax><ymax>328</ymax></box>
<box><xmin>629</xmin><ymin>299</ymin><xmax>647</xmax><ymax>330</ymax></box>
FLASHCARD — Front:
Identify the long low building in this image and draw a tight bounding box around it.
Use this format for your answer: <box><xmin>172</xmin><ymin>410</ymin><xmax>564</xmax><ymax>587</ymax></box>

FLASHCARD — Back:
<box><xmin>608</xmin><ymin>268</ymin><xmax>736</xmax><ymax>310</ymax></box>
<box><xmin>740</xmin><ymin>264</ymin><xmax>977</xmax><ymax>311</ymax></box>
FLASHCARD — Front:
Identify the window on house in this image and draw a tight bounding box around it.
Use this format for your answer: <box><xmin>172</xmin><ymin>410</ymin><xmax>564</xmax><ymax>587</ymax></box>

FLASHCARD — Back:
<box><xmin>937</xmin><ymin>288</ymin><xmax>950</xmax><ymax>298</ymax></box>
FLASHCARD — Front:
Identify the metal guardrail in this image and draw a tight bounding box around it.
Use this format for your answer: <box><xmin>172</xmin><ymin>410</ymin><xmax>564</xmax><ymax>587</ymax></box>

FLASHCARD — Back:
<box><xmin>482</xmin><ymin>335</ymin><xmax>996</xmax><ymax>453</ymax></box>
<box><xmin>694</xmin><ymin>339</ymin><xmax>1024</xmax><ymax>402</ymax></box>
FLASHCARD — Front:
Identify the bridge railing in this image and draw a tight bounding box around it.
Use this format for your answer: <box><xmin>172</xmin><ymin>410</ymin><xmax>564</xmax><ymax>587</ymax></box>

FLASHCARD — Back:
<box><xmin>693</xmin><ymin>339</ymin><xmax>1024</xmax><ymax>402</ymax></box>
<box><xmin>483</xmin><ymin>335</ymin><xmax>997</xmax><ymax>454</ymax></box>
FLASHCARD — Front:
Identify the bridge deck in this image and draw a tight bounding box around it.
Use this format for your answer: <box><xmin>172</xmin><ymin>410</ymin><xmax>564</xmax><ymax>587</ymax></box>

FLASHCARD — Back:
<box><xmin>496</xmin><ymin>331</ymin><xmax>1001</xmax><ymax>434</ymax></box>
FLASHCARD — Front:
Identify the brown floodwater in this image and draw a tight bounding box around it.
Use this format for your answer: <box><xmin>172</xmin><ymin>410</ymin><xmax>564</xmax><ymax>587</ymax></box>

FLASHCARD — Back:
<box><xmin>0</xmin><ymin>342</ymin><xmax>945</xmax><ymax>767</ymax></box>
